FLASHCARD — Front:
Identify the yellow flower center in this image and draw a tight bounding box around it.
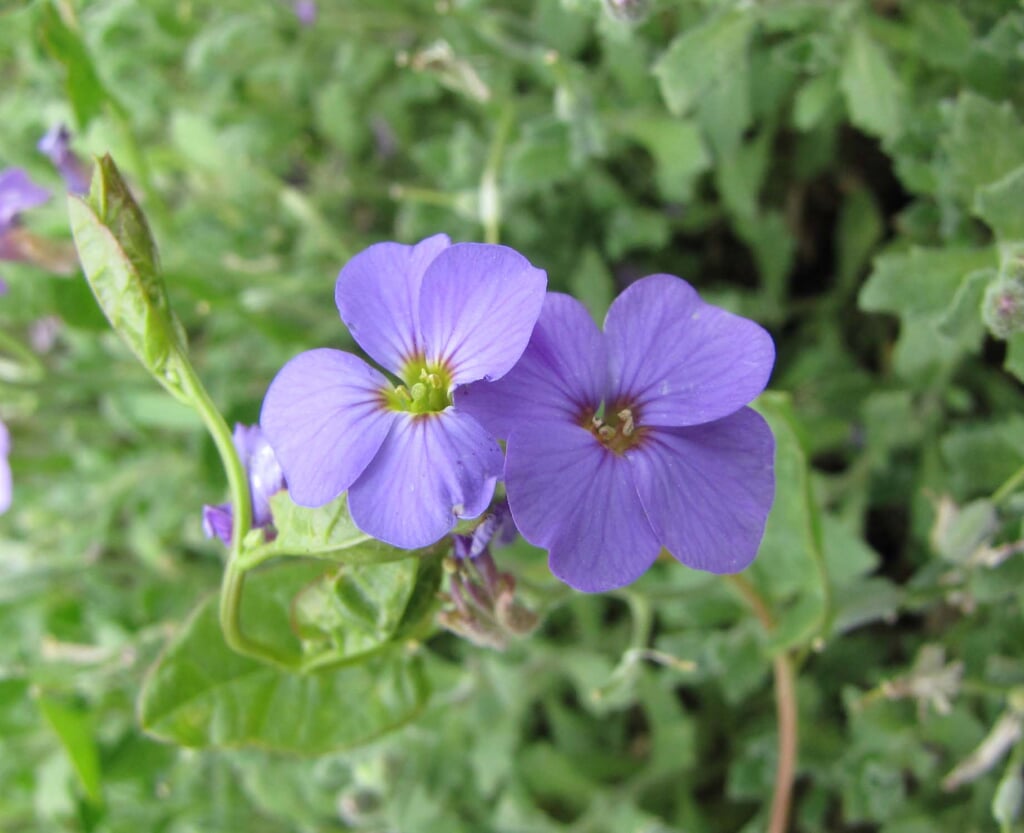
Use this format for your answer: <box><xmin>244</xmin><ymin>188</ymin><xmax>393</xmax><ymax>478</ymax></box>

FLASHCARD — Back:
<box><xmin>583</xmin><ymin>403</ymin><xmax>645</xmax><ymax>454</ymax></box>
<box><xmin>383</xmin><ymin>357</ymin><xmax>454</xmax><ymax>415</ymax></box>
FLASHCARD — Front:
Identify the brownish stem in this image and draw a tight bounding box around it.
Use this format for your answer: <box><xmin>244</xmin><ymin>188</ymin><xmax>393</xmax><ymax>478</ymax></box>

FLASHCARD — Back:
<box><xmin>727</xmin><ymin>574</ymin><xmax>799</xmax><ymax>833</ymax></box>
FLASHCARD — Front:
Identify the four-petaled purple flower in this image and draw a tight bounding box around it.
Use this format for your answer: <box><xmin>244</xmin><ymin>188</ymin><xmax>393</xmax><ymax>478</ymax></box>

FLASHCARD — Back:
<box><xmin>260</xmin><ymin>234</ymin><xmax>546</xmax><ymax>549</ymax></box>
<box><xmin>38</xmin><ymin>125</ymin><xmax>91</xmax><ymax>196</ymax></box>
<box><xmin>456</xmin><ymin>274</ymin><xmax>776</xmax><ymax>592</ymax></box>
<box><xmin>0</xmin><ymin>419</ymin><xmax>11</xmax><ymax>515</ymax></box>
<box><xmin>203</xmin><ymin>423</ymin><xmax>286</xmax><ymax>544</ymax></box>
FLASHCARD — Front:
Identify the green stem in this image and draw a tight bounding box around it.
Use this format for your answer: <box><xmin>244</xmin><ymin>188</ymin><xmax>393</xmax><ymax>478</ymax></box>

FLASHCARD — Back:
<box><xmin>726</xmin><ymin>574</ymin><xmax>799</xmax><ymax>833</ymax></box>
<box><xmin>175</xmin><ymin>355</ymin><xmax>295</xmax><ymax>669</ymax></box>
<box><xmin>993</xmin><ymin>463</ymin><xmax>1024</xmax><ymax>506</ymax></box>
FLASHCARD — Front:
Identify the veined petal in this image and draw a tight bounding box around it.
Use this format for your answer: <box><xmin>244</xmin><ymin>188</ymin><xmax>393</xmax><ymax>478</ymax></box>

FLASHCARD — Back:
<box><xmin>418</xmin><ymin>243</ymin><xmax>546</xmax><ymax>385</ymax></box>
<box><xmin>504</xmin><ymin>422</ymin><xmax>661</xmax><ymax>592</ymax></box>
<box><xmin>629</xmin><ymin>408</ymin><xmax>775</xmax><ymax>574</ymax></box>
<box><xmin>335</xmin><ymin>234</ymin><xmax>451</xmax><ymax>372</ymax></box>
<box><xmin>455</xmin><ymin>292</ymin><xmax>608</xmax><ymax>438</ymax></box>
<box><xmin>348</xmin><ymin>410</ymin><xmax>503</xmax><ymax>549</ymax></box>
<box><xmin>605</xmin><ymin>274</ymin><xmax>774</xmax><ymax>426</ymax></box>
<box><xmin>260</xmin><ymin>349</ymin><xmax>396</xmax><ymax>507</ymax></box>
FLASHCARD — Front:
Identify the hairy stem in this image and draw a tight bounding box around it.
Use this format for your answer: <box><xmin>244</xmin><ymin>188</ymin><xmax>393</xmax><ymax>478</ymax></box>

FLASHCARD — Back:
<box><xmin>727</xmin><ymin>574</ymin><xmax>798</xmax><ymax>833</ymax></box>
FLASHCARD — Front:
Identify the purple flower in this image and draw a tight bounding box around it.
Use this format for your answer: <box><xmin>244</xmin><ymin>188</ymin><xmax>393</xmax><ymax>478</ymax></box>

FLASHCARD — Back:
<box><xmin>0</xmin><ymin>168</ymin><xmax>50</xmax><ymax>236</ymax></box>
<box><xmin>0</xmin><ymin>419</ymin><xmax>10</xmax><ymax>515</ymax></box>
<box><xmin>456</xmin><ymin>274</ymin><xmax>776</xmax><ymax>593</ymax></box>
<box><xmin>260</xmin><ymin>234</ymin><xmax>547</xmax><ymax>549</ymax></box>
<box><xmin>0</xmin><ymin>168</ymin><xmax>50</xmax><ymax>284</ymax></box>
<box><xmin>37</xmin><ymin>125</ymin><xmax>91</xmax><ymax>195</ymax></box>
<box><xmin>202</xmin><ymin>423</ymin><xmax>286</xmax><ymax>545</ymax></box>
<box><xmin>293</xmin><ymin>0</ymin><xmax>317</xmax><ymax>25</ymax></box>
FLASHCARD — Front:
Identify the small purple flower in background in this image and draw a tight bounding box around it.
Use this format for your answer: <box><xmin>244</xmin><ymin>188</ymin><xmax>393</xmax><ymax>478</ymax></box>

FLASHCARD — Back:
<box><xmin>457</xmin><ymin>274</ymin><xmax>776</xmax><ymax>593</ymax></box>
<box><xmin>293</xmin><ymin>0</ymin><xmax>317</xmax><ymax>25</ymax></box>
<box><xmin>37</xmin><ymin>125</ymin><xmax>91</xmax><ymax>196</ymax></box>
<box><xmin>203</xmin><ymin>423</ymin><xmax>286</xmax><ymax>545</ymax></box>
<box><xmin>261</xmin><ymin>234</ymin><xmax>546</xmax><ymax>549</ymax></box>
<box><xmin>0</xmin><ymin>168</ymin><xmax>50</xmax><ymax>285</ymax></box>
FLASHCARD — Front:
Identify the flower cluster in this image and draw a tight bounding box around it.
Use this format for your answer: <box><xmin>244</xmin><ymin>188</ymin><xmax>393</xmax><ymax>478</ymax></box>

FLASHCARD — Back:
<box><xmin>259</xmin><ymin>236</ymin><xmax>776</xmax><ymax>592</ymax></box>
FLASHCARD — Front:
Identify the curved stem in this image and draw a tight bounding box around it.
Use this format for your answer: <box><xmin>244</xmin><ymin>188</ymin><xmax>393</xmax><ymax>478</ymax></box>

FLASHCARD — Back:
<box><xmin>727</xmin><ymin>574</ymin><xmax>798</xmax><ymax>833</ymax></box>
<box><xmin>176</xmin><ymin>355</ymin><xmax>295</xmax><ymax>668</ymax></box>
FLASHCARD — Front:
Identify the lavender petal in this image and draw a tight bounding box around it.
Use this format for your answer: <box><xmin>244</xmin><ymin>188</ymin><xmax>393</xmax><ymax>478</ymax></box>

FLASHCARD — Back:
<box><xmin>202</xmin><ymin>503</ymin><xmax>233</xmax><ymax>544</ymax></box>
<box><xmin>629</xmin><ymin>408</ymin><xmax>775</xmax><ymax>574</ymax></box>
<box><xmin>455</xmin><ymin>292</ymin><xmax>607</xmax><ymax>438</ymax></box>
<box><xmin>605</xmin><ymin>274</ymin><xmax>775</xmax><ymax>427</ymax></box>
<box><xmin>335</xmin><ymin>234</ymin><xmax>450</xmax><ymax>372</ymax></box>
<box><xmin>0</xmin><ymin>168</ymin><xmax>50</xmax><ymax>231</ymax></box>
<box><xmin>348</xmin><ymin>410</ymin><xmax>502</xmax><ymax>549</ymax></box>
<box><xmin>504</xmin><ymin>421</ymin><xmax>661</xmax><ymax>592</ymax></box>
<box><xmin>418</xmin><ymin>243</ymin><xmax>546</xmax><ymax>385</ymax></box>
<box><xmin>260</xmin><ymin>349</ymin><xmax>396</xmax><ymax>507</ymax></box>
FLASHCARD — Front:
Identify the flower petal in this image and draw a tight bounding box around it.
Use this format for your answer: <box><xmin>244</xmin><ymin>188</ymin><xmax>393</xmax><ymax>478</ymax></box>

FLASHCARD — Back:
<box><xmin>0</xmin><ymin>168</ymin><xmax>50</xmax><ymax>229</ymax></box>
<box><xmin>202</xmin><ymin>503</ymin><xmax>233</xmax><ymax>544</ymax></box>
<box><xmin>260</xmin><ymin>349</ymin><xmax>396</xmax><ymax>507</ymax></box>
<box><xmin>504</xmin><ymin>422</ymin><xmax>661</xmax><ymax>592</ymax></box>
<box><xmin>628</xmin><ymin>408</ymin><xmax>775</xmax><ymax>573</ymax></box>
<box><xmin>455</xmin><ymin>292</ymin><xmax>607</xmax><ymax>438</ymax></box>
<box><xmin>348</xmin><ymin>410</ymin><xmax>503</xmax><ymax>549</ymax></box>
<box><xmin>334</xmin><ymin>234</ymin><xmax>451</xmax><ymax>372</ymax></box>
<box><xmin>605</xmin><ymin>274</ymin><xmax>775</xmax><ymax>427</ymax></box>
<box><xmin>418</xmin><ymin>243</ymin><xmax>547</xmax><ymax>384</ymax></box>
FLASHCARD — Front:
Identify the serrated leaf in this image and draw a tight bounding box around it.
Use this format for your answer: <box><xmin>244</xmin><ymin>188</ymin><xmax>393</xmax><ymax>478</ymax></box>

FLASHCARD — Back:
<box><xmin>653</xmin><ymin>11</ymin><xmax>753</xmax><ymax>118</ymax></box>
<box><xmin>139</xmin><ymin>564</ymin><xmax>429</xmax><ymax>754</ymax></box>
<box><xmin>943</xmin><ymin>92</ymin><xmax>1024</xmax><ymax>202</ymax></box>
<box><xmin>68</xmin><ymin>156</ymin><xmax>187</xmax><ymax>397</ymax></box>
<box><xmin>974</xmin><ymin>165</ymin><xmax>1024</xmax><ymax>240</ymax></box>
<box><xmin>840</xmin><ymin>26</ymin><xmax>904</xmax><ymax>143</ymax></box>
<box><xmin>860</xmin><ymin>246</ymin><xmax>996</xmax><ymax>319</ymax></box>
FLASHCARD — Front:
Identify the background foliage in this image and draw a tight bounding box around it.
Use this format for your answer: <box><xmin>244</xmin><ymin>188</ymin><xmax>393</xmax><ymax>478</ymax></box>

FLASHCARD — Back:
<box><xmin>2</xmin><ymin>0</ymin><xmax>1024</xmax><ymax>830</ymax></box>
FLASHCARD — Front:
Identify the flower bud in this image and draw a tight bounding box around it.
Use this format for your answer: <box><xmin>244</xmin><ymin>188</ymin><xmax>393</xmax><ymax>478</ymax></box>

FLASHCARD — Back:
<box><xmin>982</xmin><ymin>275</ymin><xmax>1024</xmax><ymax>339</ymax></box>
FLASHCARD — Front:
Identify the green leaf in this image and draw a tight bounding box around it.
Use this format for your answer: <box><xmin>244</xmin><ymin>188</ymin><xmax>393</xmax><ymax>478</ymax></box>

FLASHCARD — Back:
<box><xmin>860</xmin><ymin>246</ymin><xmax>996</xmax><ymax>319</ymax></box>
<box><xmin>840</xmin><ymin>25</ymin><xmax>904</xmax><ymax>143</ymax></box>
<box><xmin>37</xmin><ymin>2</ymin><xmax>111</xmax><ymax>128</ymax></box>
<box><xmin>569</xmin><ymin>247</ymin><xmax>615</xmax><ymax>325</ymax></box>
<box><xmin>750</xmin><ymin>393</ymin><xmax>830</xmax><ymax>646</ymax></box>
<box><xmin>942</xmin><ymin>92</ymin><xmax>1024</xmax><ymax>202</ymax></box>
<box><xmin>37</xmin><ymin>696</ymin><xmax>103</xmax><ymax>805</ymax></box>
<box><xmin>974</xmin><ymin>165</ymin><xmax>1024</xmax><ymax>240</ymax></box>
<box><xmin>614</xmin><ymin>116</ymin><xmax>710</xmax><ymax>202</ymax></box>
<box><xmin>652</xmin><ymin>10</ymin><xmax>753</xmax><ymax>118</ymax></box>
<box><xmin>1006</xmin><ymin>332</ymin><xmax>1024</xmax><ymax>383</ymax></box>
<box><xmin>68</xmin><ymin>155</ymin><xmax>187</xmax><ymax>398</ymax></box>
<box><xmin>139</xmin><ymin>565</ymin><xmax>429</xmax><ymax>754</ymax></box>
<box><xmin>293</xmin><ymin>556</ymin><xmax>441</xmax><ymax>661</ymax></box>
<box><xmin>254</xmin><ymin>492</ymin><xmax>430</xmax><ymax>566</ymax></box>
